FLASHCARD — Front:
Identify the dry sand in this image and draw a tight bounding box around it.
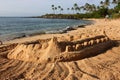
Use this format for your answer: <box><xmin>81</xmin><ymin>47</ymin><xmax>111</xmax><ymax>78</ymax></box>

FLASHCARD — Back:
<box><xmin>0</xmin><ymin>19</ymin><xmax>120</xmax><ymax>80</ymax></box>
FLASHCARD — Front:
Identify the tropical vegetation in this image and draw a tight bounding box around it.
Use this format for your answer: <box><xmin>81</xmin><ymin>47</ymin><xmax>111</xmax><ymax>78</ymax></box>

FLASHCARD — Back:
<box><xmin>42</xmin><ymin>0</ymin><xmax>120</xmax><ymax>19</ymax></box>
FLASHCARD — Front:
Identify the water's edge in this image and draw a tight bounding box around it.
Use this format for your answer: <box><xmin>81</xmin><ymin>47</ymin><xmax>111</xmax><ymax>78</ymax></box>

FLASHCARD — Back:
<box><xmin>0</xmin><ymin>18</ymin><xmax>93</xmax><ymax>42</ymax></box>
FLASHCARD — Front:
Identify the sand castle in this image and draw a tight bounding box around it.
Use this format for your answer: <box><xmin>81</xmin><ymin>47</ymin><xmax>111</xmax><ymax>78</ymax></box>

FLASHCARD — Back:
<box><xmin>7</xmin><ymin>35</ymin><xmax>116</xmax><ymax>63</ymax></box>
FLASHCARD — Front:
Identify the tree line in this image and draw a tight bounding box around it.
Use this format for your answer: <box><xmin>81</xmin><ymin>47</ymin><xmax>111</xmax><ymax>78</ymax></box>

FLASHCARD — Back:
<box><xmin>42</xmin><ymin>0</ymin><xmax>120</xmax><ymax>19</ymax></box>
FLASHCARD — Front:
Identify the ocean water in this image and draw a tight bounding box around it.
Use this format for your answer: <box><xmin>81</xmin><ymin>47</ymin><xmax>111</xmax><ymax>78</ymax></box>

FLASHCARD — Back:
<box><xmin>0</xmin><ymin>17</ymin><xmax>92</xmax><ymax>41</ymax></box>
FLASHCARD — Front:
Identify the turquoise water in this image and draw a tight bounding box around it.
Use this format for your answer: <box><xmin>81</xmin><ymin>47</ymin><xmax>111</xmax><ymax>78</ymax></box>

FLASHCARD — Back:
<box><xmin>0</xmin><ymin>17</ymin><xmax>92</xmax><ymax>41</ymax></box>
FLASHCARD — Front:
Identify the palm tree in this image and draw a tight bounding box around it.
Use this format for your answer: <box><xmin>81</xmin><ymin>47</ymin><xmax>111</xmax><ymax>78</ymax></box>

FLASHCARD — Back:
<box><xmin>84</xmin><ymin>3</ymin><xmax>91</xmax><ymax>13</ymax></box>
<box><xmin>58</xmin><ymin>6</ymin><xmax>61</xmax><ymax>9</ymax></box>
<box><xmin>112</xmin><ymin>0</ymin><xmax>118</xmax><ymax>5</ymax></box>
<box><xmin>74</xmin><ymin>3</ymin><xmax>78</xmax><ymax>8</ymax></box>
<box><xmin>77</xmin><ymin>7</ymin><xmax>81</xmax><ymax>13</ymax></box>
<box><xmin>80</xmin><ymin>6</ymin><xmax>85</xmax><ymax>12</ymax></box>
<box><xmin>100</xmin><ymin>1</ymin><xmax>104</xmax><ymax>7</ymax></box>
<box><xmin>55</xmin><ymin>7</ymin><xmax>57</xmax><ymax>14</ymax></box>
<box><xmin>74</xmin><ymin>3</ymin><xmax>78</xmax><ymax>14</ymax></box>
<box><xmin>91</xmin><ymin>4</ymin><xmax>96</xmax><ymax>11</ymax></box>
<box><xmin>88</xmin><ymin>5</ymin><xmax>93</xmax><ymax>12</ymax></box>
<box><xmin>75</xmin><ymin>7</ymin><xmax>81</xmax><ymax>13</ymax></box>
<box><xmin>97</xmin><ymin>6</ymin><xmax>100</xmax><ymax>10</ymax></box>
<box><xmin>104</xmin><ymin>0</ymin><xmax>110</xmax><ymax>8</ymax></box>
<box><xmin>100</xmin><ymin>0</ymin><xmax>110</xmax><ymax>8</ymax></box>
<box><xmin>83</xmin><ymin>3</ymin><xmax>96</xmax><ymax>13</ymax></box>
<box><xmin>79</xmin><ymin>7</ymin><xmax>82</xmax><ymax>12</ymax></box>
<box><xmin>58</xmin><ymin>6</ymin><xmax>61</xmax><ymax>14</ymax></box>
<box><xmin>61</xmin><ymin>8</ymin><xmax>64</xmax><ymax>14</ymax></box>
<box><xmin>71</xmin><ymin>7</ymin><xmax>74</xmax><ymax>14</ymax></box>
<box><xmin>112</xmin><ymin>0</ymin><xmax>120</xmax><ymax>5</ymax></box>
<box><xmin>67</xmin><ymin>8</ymin><xmax>70</xmax><ymax>14</ymax></box>
<box><xmin>51</xmin><ymin>5</ymin><xmax>55</xmax><ymax>14</ymax></box>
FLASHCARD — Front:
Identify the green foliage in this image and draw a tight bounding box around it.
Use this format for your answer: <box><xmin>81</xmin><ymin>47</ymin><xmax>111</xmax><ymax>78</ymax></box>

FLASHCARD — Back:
<box><xmin>112</xmin><ymin>13</ymin><xmax>120</xmax><ymax>18</ymax></box>
<box><xmin>114</xmin><ymin>2</ymin><xmax>120</xmax><ymax>13</ymax></box>
<box><xmin>97</xmin><ymin>7</ymin><xmax>109</xmax><ymax>17</ymax></box>
<box><xmin>48</xmin><ymin>0</ymin><xmax>120</xmax><ymax>19</ymax></box>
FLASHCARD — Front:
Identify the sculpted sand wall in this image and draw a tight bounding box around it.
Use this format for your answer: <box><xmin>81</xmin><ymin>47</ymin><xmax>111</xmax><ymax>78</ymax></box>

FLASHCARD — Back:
<box><xmin>7</xmin><ymin>35</ymin><xmax>116</xmax><ymax>63</ymax></box>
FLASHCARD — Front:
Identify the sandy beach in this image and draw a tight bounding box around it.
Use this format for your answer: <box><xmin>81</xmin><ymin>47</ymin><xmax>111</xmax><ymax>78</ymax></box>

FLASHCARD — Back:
<box><xmin>0</xmin><ymin>19</ymin><xmax>120</xmax><ymax>80</ymax></box>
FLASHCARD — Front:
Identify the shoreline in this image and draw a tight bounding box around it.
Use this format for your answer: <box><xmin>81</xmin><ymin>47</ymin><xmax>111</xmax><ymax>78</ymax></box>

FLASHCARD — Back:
<box><xmin>2</xmin><ymin>19</ymin><xmax>93</xmax><ymax>44</ymax></box>
<box><xmin>0</xmin><ymin>18</ymin><xmax>92</xmax><ymax>42</ymax></box>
